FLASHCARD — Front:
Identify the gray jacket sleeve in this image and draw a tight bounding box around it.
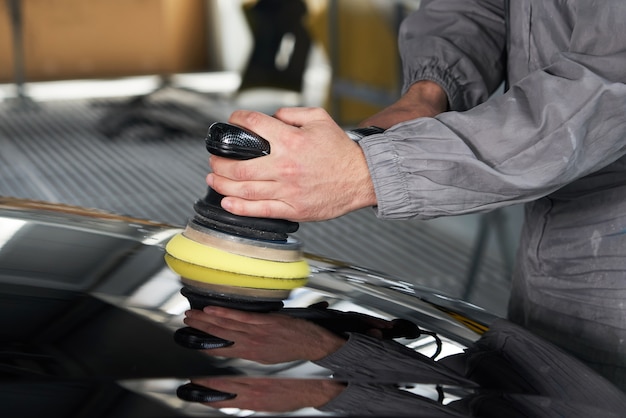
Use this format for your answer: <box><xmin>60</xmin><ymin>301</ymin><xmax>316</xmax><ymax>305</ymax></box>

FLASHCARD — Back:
<box><xmin>314</xmin><ymin>332</ymin><xmax>470</xmax><ymax>385</ymax></box>
<box><xmin>361</xmin><ymin>0</ymin><xmax>626</xmax><ymax>220</ymax></box>
<box><xmin>313</xmin><ymin>333</ymin><xmax>471</xmax><ymax>417</ymax></box>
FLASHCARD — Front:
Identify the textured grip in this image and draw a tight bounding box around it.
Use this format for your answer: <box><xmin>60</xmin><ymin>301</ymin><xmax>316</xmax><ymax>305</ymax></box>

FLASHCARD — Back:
<box><xmin>177</xmin><ymin>383</ymin><xmax>236</xmax><ymax>403</ymax></box>
<box><xmin>205</xmin><ymin>122</ymin><xmax>270</xmax><ymax>160</ymax></box>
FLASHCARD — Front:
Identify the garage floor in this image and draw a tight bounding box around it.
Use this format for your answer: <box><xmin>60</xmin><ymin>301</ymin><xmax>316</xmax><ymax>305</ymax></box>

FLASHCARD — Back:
<box><xmin>0</xmin><ymin>77</ymin><xmax>520</xmax><ymax>316</ymax></box>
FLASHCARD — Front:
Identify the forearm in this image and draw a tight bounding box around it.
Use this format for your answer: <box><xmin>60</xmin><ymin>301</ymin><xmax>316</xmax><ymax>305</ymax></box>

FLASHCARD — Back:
<box><xmin>361</xmin><ymin>55</ymin><xmax>626</xmax><ymax>220</ymax></box>
<box><xmin>315</xmin><ymin>333</ymin><xmax>469</xmax><ymax>385</ymax></box>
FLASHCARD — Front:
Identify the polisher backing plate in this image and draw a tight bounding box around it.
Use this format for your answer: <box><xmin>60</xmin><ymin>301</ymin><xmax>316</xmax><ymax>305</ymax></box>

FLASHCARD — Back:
<box><xmin>184</xmin><ymin>221</ymin><xmax>303</xmax><ymax>262</ymax></box>
<box><xmin>165</xmin><ymin>233</ymin><xmax>310</xmax><ymax>281</ymax></box>
<box><xmin>164</xmin><ymin>254</ymin><xmax>308</xmax><ymax>290</ymax></box>
<box><xmin>181</xmin><ymin>279</ymin><xmax>292</xmax><ymax>300</ymax></box>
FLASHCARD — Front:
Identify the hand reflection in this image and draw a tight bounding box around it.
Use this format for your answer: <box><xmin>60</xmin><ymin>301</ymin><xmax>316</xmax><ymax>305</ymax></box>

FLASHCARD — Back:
<box><xmin>180</xmin><ymin>310</ymin><xmax>626</xmax><ymax>418</ymax></box>
<box><xmin>183</xmin><ymin>306</ymin><xmax>347</xmax><ymax>363</ymax></box>
<box><xmin>179</xmin><ymin>376</ymin><xmax>470</xmax><ymax>417</ymax></box>
<box><xmin>185</xmin><ymin>377</ymin><xmax>346</xmax><ymax>413</ymax></box>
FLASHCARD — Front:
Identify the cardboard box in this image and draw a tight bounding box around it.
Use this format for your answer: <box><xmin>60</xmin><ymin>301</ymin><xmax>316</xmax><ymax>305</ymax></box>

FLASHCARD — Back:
<box><xmin>0</xmin><ymin>0</ymin><xmax>209</xmax><ymax>83</ymax></box>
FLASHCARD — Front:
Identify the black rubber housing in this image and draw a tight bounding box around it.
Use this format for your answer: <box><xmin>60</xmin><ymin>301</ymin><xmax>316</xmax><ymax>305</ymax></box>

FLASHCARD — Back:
<box><xmin>193</xmin><ymin>189</ymin><xmax>298</xmax><ymax>241</ymax></box>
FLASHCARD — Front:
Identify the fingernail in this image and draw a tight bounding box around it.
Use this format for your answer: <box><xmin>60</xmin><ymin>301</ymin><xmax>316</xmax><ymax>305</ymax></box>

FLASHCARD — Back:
<box><xmin>221</xmin><ymin>199</ymin><xmax>233</xmax><ymax>211</ymax></box>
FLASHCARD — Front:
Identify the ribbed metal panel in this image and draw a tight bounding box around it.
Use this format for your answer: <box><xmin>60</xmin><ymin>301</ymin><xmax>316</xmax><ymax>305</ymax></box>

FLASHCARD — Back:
<box><xmin>0</xmin><ymin>97</ymin><xmax>210</xmax><ymax>225</ymax></box>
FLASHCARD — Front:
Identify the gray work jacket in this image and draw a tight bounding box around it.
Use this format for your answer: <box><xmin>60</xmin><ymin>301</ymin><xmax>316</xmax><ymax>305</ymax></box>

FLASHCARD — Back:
<box><xmin>358</xmin><ymin>0</ymin><xmax>626</xmax><ymax>386</ymax></box>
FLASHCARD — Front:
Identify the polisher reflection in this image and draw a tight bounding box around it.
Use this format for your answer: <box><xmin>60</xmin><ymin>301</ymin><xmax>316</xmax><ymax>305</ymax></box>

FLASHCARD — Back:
<box><xmin>162</xmin><ymin>263</ymin><xmax>626</xmax><ymax>417</ymax></box>
<box><xmin>170</xmin><ymin>264</ymin><xmax>425</xmax><ymax>352</ymax></box>
<box><xmin>176</xmin><ymin>319</ymin><xmax>626</xmax><ymax>417</ymax></box>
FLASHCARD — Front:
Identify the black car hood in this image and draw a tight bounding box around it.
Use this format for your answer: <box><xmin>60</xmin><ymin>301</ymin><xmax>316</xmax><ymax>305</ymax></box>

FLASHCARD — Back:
<box><xmin>0</xmin><ymin>198</ymin><xmax>624</xmax><ymax>418</ymax></box>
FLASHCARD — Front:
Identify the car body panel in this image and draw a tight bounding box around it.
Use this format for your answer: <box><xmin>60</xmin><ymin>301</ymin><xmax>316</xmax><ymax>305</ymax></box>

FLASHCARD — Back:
<box><xmin>1</xmin><ymin>198</ymin><xmax>624</xmax><ymax>417</ymax></box>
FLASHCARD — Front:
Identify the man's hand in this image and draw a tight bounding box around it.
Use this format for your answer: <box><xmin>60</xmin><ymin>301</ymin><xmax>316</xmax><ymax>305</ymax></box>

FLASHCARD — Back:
<box><xmin>206</xmin><ymin>81</ymin><xmax>447</xmax><ymax>222</ymax></box>
<box><xmin>183</xmin><ymin>306</ymin><xmax>347</xmax><ymax>364</ymax></box>
<box><xmin>206</xmin><ymin>107</ymin><xmax>377</xmax><ymax>222</ymax></box>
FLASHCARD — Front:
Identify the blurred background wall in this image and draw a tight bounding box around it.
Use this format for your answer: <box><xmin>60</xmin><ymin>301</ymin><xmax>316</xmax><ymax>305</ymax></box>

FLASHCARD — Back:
<box><xmin>0</xmin><ymin>0</ymin><xmax>209</xmax><ymax>82</ymax></box>
<box><xmin>1</xmin><ymin>0</ymin><xmax>416</xmax><ymax>123</ymax></box>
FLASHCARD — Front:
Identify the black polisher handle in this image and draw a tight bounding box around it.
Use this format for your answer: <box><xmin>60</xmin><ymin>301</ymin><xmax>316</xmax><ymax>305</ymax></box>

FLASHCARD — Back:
<box><xmin>205</xmin><ymin>122</ymin><xmax>270</xmax><ymax>160</ymax></box>
<box><xmin>174</xmin><ymin>327</ymin><xmax>234</xmax><ymax>350</ymax></box>
<box><xmin>177</xmin><ymin>383</ymin><xmax>236</xmax><ymax>403</ymax></box>
<box><xmin>206</xmin><ymin>123</ymin><xmax>385</xmax><ymax>159</ymax></box>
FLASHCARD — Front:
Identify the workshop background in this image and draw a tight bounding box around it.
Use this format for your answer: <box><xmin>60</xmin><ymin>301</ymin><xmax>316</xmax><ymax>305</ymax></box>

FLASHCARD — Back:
<box><xmin>0</xmin><ymin>0</ymin><xmax>522</xmax><ymax>316</ymax></box>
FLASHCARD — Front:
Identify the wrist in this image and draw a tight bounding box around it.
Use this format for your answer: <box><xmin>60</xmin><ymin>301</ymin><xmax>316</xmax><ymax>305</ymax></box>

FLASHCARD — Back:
<box><xmin>402</xmin><ymin>80</ymin><xmax>449</xmax><ymax>114</ymax></box>
<box><xmin>309</xmin><ymin>331</ymin><xmax>348</xmax><ymax>362</ymax></box>
<box><xmin>358</xmin><ymin>80</ymin><xmax>448</xmax><ymax>129</ymax></box>
<box><xmin>349</xmin><ymin>143</ymin><xmax>378</xmax><ymax>211</ymax></box>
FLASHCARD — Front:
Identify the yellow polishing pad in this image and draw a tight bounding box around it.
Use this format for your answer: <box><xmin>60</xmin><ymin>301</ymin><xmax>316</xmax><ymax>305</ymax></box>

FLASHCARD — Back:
<box><xmin>165</xmin><ymin>233</ymin><xmax>310</xmax><ymax>281</ymax></box>
<box><xmin>164</xmin><ymin>254</ymin><xmax>308</xmax><ymax>290</ymax></box>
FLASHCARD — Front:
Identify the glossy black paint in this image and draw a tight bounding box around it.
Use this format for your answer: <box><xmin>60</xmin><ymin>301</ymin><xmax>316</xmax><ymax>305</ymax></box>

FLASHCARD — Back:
<box><xmin>1</xmin><ymin>198</ymin><xmax>624</xmax><ymax>417</ymax></box>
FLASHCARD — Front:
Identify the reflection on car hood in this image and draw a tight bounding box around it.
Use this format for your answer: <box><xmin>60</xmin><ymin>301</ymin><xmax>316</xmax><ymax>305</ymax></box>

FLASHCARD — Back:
<box><xmin>1</xmin><ymin>198</ymin><xmax>624</xmax><ymax>418</ymax></box>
